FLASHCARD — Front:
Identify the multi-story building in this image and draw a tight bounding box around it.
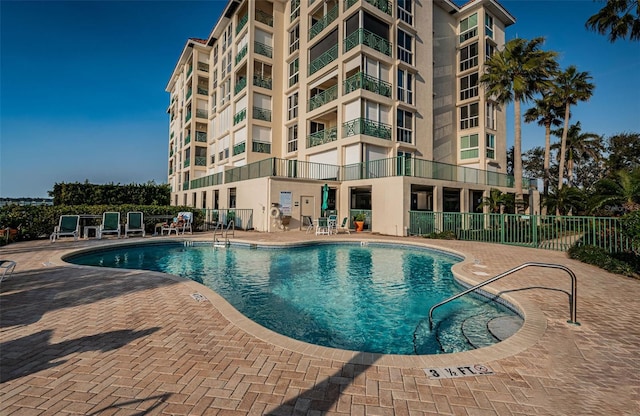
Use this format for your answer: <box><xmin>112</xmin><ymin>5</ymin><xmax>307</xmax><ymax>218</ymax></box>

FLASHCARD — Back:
<box><xmin>166</xmin><ymin>0</ymin><xmax>518</xmax><ymax>234</ymax></box>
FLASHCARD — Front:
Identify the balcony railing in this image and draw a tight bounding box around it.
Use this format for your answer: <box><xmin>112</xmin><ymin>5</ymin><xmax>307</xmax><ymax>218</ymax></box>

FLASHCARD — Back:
<box><xmin>252</xmin><ymin>141</ymin><xmax>271</xmax><ymax>154</ymax></box>
<box><xmin>185</xmin><ymin>135</ymin><xmax>192</xmax><ymax>145</ymax></box>
<box><xmin>233</xmin><ymin>108</ymin><xmax>247</xmax><ymax>125</ymax></box>
<box><xmin>185</xmin><ymin>113</ymin><xmax>192</xmax><ymax>122</ymax></box>
<box><xmin>186</xmin><ymin>66</ymin><xmax>193</xmax><ymax>78</ymax></box>
<box><xmin>343</xmin><ymin>118</ymin><xmax>392</xmax><ymax>140</ymax></box>
<box><xmin>195</xmin><ymin>156</ymin><xmax>207</xmax><ymax>166</ymax></box>
<box><xmin>366</xmin><ymin>0</ymin><xmax>392</xmax><ymax>15</ymax></box>
<box><xmin>196</xmin><ymin>131</ymin><xmax>207</xmax><ymax>142</ymax></box>
<box><xmin>235</xmin><ymin>44</ymin><xmax>248</xmax><ymax>65</ymax></box>
<box><xmin>195</xmin><ymin>109</ymin><xmax>207</xmax><ymax>119</ymax></box>
<box><xmin>190</xmin><ymin>172</ymin><xmax>223</xmax><ymax>189</ymax></box>
<box><xmin>186</xmin><ymin>89</ymin><xmax>193</xmax><ymax>100</ymax></box>
<box><xmin>234</xmin><ymin>77</ymin><xmax>247</xmax><ymax>94</ymax></box>
<box><xmin>308</xmin><ymin>84</ymin><xmax>338</xmax><ymax>111</ymax></box>
<box><xmin>343</xmin><ymin>72</ymin><xmax>392</xmax><ymax>97</ymax></box>
<box><xmin>255</xmin><ymin>9</ymin><xmax>273</xmax><ymax>26</ymax></box>
<box><xmin>344</xmin><ymin>28</ymin><xmax>392</xmax><ymax>56</ymax></box>
<box><xmin>233</xmin><ymin>141</ymin><xmax>246</xmax><ymax>156</ymax></box>
<box><xmin>344</xmin><ymin>0</ymin><xmax>358</xmax><ymax>11</ymax></box>
<box><xmin>309</xmin><ymin>5</ymin><xmax>339</xmax><ymax>40</ymax></box>
<box><xmin>308</xmin><ymin>44</ymin><xmax>339</xmax><ymax>75</ymax></box>
<box><xmin>253</xmin><ymin>74</ymin><xmax>273</xmax><ymax>89</ymax></box>
<box><xmin>197</xmin><ymin>62</ymin><xmax>209</xmax><ymax>72</ymax></box>
<box><xmin>184</xmin><ymin>158</ymin><xmax>191</xmax><ymax>168</ymax></box>
<box><xmin>307</xmin><ymin>126</ymin><xmax>338</xmax><ymax>148</ymax></box>
<box><xmin>183</xmin><ymin>182</ymin><xmax>190</xmax><ymax>190</ymax></box>
<box><xmin>197</xmin><ymin>87</ymin><xmax>208</xmax><ymax>95</ymax></box>
<box><xmin>169</xmin><ymin>167</ymin><xmax>173</xmax><ymax>175</ymax></box>
<box><xmin>236</xmin><ymin>14</ymin><xmax>248</xmax><ymax>34</ymax></box>
<box><xmin>253</xmin><ymin>106</ymin><xmax>272</xmax><ymax>121</ymax></box>
<box><xmin>254</xmin><ymin>41</ymin><xmax>273</xmax><ymax>58</ymax></box>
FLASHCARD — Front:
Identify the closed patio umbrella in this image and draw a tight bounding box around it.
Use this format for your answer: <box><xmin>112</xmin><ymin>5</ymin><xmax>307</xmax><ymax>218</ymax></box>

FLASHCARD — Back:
<box><xmin>321</xmin><ymin>184</ymin><xmax>329</xmax><ymax>215</ymax></box>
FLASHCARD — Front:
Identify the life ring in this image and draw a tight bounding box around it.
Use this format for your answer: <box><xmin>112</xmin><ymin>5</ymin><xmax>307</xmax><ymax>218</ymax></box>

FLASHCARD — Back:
<box><xmin>270</xmin><ymin>207</ymin><xmax>281</xmax><ymax>218</ymax></box>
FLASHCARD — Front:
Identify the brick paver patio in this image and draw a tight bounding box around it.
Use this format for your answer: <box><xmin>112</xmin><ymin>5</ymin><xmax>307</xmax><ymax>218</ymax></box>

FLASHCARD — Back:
<box><xmin>1</xmin><ymin>231</ymin><xmax>638</xmax><ymax>415</ymax></box>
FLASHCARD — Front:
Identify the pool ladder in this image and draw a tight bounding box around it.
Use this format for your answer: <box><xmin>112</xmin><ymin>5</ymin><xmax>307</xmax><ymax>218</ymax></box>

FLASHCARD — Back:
<box><xmin>213</xmin><ymin>221</ymin><xmax>234</xmax><ymax>248</ymax></box>
<box><xmin>428</xmin><ymin>262</ymin><xmax>580</xmax><ymax>331</ymax></box>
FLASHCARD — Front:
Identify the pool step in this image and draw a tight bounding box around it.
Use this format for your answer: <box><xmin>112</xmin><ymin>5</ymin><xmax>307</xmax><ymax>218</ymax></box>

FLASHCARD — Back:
<box><xmin>461</xmin><ymin>314</ymin><xmax>500</xmax><ymax>349</ymax></box>
<box><xmin>487</xmin><ymin>316</ymin><xmax>523</xmax><ymax>341</ymax></box>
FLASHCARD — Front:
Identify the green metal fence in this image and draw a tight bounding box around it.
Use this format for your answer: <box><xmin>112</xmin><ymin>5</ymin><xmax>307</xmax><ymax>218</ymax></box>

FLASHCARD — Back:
<box><xmin>200</xmin><ymin>208</ymin><xmax>253</xmax><ymax>231</ymax></box>
<box><xmin>408</xmin><ymin>211</ymin><xmax>634</xmax><ymax>253</ymax></box>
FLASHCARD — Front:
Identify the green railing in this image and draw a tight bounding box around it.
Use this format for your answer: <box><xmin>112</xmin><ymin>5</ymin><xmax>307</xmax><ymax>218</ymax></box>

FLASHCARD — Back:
<box><xmin>197</xmin><ymin>62</ymin><xmax>209</xmax><ymax>72</ymax></box>
<box><xmin>170</xmin><ymin>132</ymin><xmax>174</xmax><ymax>139</ymax></box>
<box><xmin>252</xmin><ymin>141</ymin><xmax>271</xmax><ymax>153</ymax></box>
<box><xmin>366</xmin><ymin>0</ymin><xmax>392</xmax><ymax>15</ymax></box>
<box><xmin>253</xmin><ymin>106</ymin><xmax>272</xmax><ymax>121</ymax></box>
<box><xmin>349</xmin><ymin>209</ymin><xmax>372</xmax><ymax>231</ymax></box>
<box><xmin>235</xmin><ymin>44</ymin><xmax>248</xmax><ymax>65</ymax></box>
<box><xmin>343</xmin><ymin>118</ymin><xmax>392</xmax><ymax>140</ymax></box>
<box><xmin>343</xmin><ymin>72</ymin><xmax>392</xmax><ymax>97</ymax></box>
<box><xmin>255</xmin><ymin>9</ymin><xmax>274</xmax><ymax>26</ymax></box>
<box><xmin>186</xmin><ymin>89</ymin><xmax>193</xmax><ymax>100</ymax></box>
<box><xmin>183</xmin><ymin>182</ymin><xmax>190</xmax><ymax>190</ymax></box>
<box><xmin>196</xmin><ymin>109</ymin><xmax>207</xmax><ymax>119</ymax></box>
<box><xmin>233</xmin><ymin>142</ymin><xmax>246</xmax><ymax>156</ymax></box>
<box><xmin>184</xmin><ymin>158</ymin><xmax>191</xmax><ymax>168</ymax></box>
<box><xmin>236</xmin><ymin>14</ymin><xmax>248</xmax><ymax>35</ymax></box>
<box><xmin>169</xmin><ymin>167</ymin><xmax>173</xmax><ymax>175</ymax></box>
<box><xmin>191</xmin><ymin>172</ymin><xmax>223</xmax><ymax>189</ymax></box>
<box><xmin>308</xmin><ymin>84</ymin><xmax>338</xmax><ymax>111</ymax></box>
<box><xmin>253</xmin><ymin>74</ymin><xmax>272</xmax><ymax>89</ymax></box>
<box><xmin>196</xmin><ymin>131</ymin><xmax>207</xmax><ymax>142</ymax></box>
<box><xmin>309</xmin><ymin>5</ymin><xmax>339</xmax><ymax>40</ymax></box>
<box><xmin>234</xmin><ymin>77</ymin><xmax>247</xmax><ymax>94</ymax></box>
<box><xmin>308</xmin><ymin>44</ymin><xmax>339</xmax><ymax>75</ymax></box>
<box><xmin>197</xmin><ymin>87</ymin><xmax>208</xmax><ymax>95</ymax></box>
<box><xmin>184</xmin><ymin>135</ymin><xmax>191</xmax><ymax>145</ymax></box>
<box><xmin>233</xmin><ymin>108</ymin><xmax>246</xmax><ymax>125</ymax></box>
<box><xmin>225</xmin><ymin>157</ymin><xmax>339</xmax><ymax>184</ymax></box>
<box><xmin>408</xmin><ymin>212</ymin><xmax>635</xmax><ymax>253</ymax></box>
<box><xmin>344</xmin><ymin>0</ymin><xmax>358</xmax><ymax>11</ymax></box>
<box><xmin>195</xmin><ymin>156</ymin><xmax>207</xmax><ymax>166</ymax></box>
<box><xmin>201</xmin><ymin>208</ymin><xmax>253</xmax><ymax>231</ymax></box>
<box><xmin>187</xmin><ymin>66</ymin><xmax>193</xmax><ymax>78</ymax></box>
<box><xmin>254</xmin><ymin>41</ymin><xmax>273</xmax><ymax>58</ymax></box>
<box><xmin>307</xmin><ymin>126</ymin><xmax>338</xmax><ymax>148</ymax></box>
<box><xmin>344</xmin><ymin>28</ymin><xmax>392</xmax><ymax>56</ymax></box>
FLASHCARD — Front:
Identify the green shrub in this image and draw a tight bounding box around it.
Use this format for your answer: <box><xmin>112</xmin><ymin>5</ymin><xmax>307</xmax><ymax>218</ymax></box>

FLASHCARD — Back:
<box><xmin>568</xmin><ymin>245</ymin><xmax>638</xmax><ymax>278</ymax></box>
<box><xmin>424</xmin><ymin>230</ymin><xmax>457</xmax><ymax>240</ymax></box>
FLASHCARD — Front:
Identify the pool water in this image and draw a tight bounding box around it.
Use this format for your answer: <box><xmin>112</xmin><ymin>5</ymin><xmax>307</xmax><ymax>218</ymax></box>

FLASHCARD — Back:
<box><xmin>68</xmin><ymin>242</ymin><xmax>521</xmax><ymax>354</ymax></box>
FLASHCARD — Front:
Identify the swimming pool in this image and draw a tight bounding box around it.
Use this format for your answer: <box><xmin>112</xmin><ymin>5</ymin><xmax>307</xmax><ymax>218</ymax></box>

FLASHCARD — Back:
<box><xmin>67</xmin><ymin>242</ymin><xmax>522</xmax><ymax>355</ymax></box>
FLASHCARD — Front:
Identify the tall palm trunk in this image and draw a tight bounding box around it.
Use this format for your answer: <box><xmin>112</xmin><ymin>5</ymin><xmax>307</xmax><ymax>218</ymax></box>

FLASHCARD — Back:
<box><xmin>557</xmin><ymin>103</ymin><xmax>571</xmax><ymax>215</ymax></box>
<box><xmin>514</xmin><ymin>99</ymin><xmax>524</xmax><ymax>213</ymax></box>
<box><xmin>542</xmin><ymin>120</ymin><xmax>551</xmax><ymax>215</ymax></box>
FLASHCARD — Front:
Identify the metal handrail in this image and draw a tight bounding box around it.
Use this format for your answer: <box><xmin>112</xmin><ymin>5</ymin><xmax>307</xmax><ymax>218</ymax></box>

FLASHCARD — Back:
<box><xmin>428</xmin><ymin>262</ymin><xmax>579</xmax><ymax>330</ymax></box>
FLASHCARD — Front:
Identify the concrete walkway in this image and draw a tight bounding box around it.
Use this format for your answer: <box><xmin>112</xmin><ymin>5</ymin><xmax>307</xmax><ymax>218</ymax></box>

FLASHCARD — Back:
<box><xmin>1</xmin><ymin>231</ymin><xmax>638</xmax><ymax>415</ymax></box>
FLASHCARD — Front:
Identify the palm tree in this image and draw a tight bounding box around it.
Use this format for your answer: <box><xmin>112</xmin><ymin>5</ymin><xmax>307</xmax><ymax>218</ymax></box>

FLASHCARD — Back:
<box><xmin>545</xmin><ymin>185</ymin><xmax>586</xmax><ymax>216</ymax></box>
<box><xmin>479</xmin><ymin>188</ymin><xmax>513</xmax><ymax>213</ymax></box>
<box><xmin>551</xmin><ymin>122</ymin><xmax>604</xmax><ymax>187</ymax></box>
<box><xmin>480</xmin><ymin>37</ymin><xmax>558</xmax><ymax>212</ymax></box>
<box><xmin>589</xmin><ymin>168</ymin><xmax>640</xmax><ymax>214</ymax></box>
<box><xmin>553</xmin><ymin>66</ymin><xmax>595</xmax><ymax>193</ymax></box>
<box><xmin>524</xmin><ymin>92</ymin><xmax>564</xmax><ymax>210</ymax></box>
<box><xmin>586</xmin><ymin>0</ymin><xmax>640</xmax><ymax>42</ymax></box>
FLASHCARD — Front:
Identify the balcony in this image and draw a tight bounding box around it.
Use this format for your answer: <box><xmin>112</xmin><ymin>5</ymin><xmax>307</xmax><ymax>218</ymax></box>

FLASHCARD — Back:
<box><xmin>252</xmin><ymin>141</ymin><xmax>271</xmax><ymax>153</ymax></box>
<box><xmin>254</xmin><ymin>41</ymin><xmax>273</xmax><ymax>58</ymax></box>
<box><xmin>235</xmin><ymin>44</ymin><xmax>248</xmax><ymax>65</ymax></box>
<box><xmin>185</xmin><ymin>112</ymin><xmax>192</xmax><ymax>123</ymax></box>
<box><xmin>186</xmin><ymin>66</ymin><xmax>193</xmax><ymax>78</ymax></box>
<box><xmin>197</xmin><ymin>86</ymin><xmax>208</xmax><ymax>95</ymax></box>
<box><xmin>196</xmin><ymin>109</ymin><xmax>208</xmax><ymax>119</ymax></box>
<box><xmin>255</xmin><ymin>9</ymin><xmax>273</xmax><ymax>26</ymax></box>
<box><xmin>197</xmin><ymin>62</ymin><xmax>209</xmax><ymax>72</ymax></box>
<box><xmin>186</xmin><ymin>89</ymin><xmax>193</xmax><ymax>100</ymax></box>
<box><xmin>343</xmin><ymin>118</ymin><xmax>392</xmax><ymax>140</ymax></box>
<box><xmin>308</xmin><ymin>84</ymin><xmax>338</xmax><ymax>111</ymax></box>
<box><xmin>309</xmin><ymin>5</ymin><xmax>339</xmax><ymax>41</ymax></box>
<box><xmin>253</xmin><ymin>74</ymin><xmax>273</xmax><ymax>89</ymax></box>
<box><xmin>236</xmin><ymin>14</ymin><xmax>248</xmax><ymax>35</ymax></box>
<box><xmin>308</xmin><ymin>44</ymin><xmax>338</xmax><ymax>75</ymax></box>
<box><xmin>233</xmin><ymin>141</ymin><xmax>246</xmax><ymax>156</ymax></box>
<box><xmin>196</xmin><ymin>131</ymin><xmax>207</xmax><ymax>142</ymax></box>
<box><xmin>344</xmin><ymin>0</ymin><xmax>357</xmax><ymax>11</ymax></box>
<box><xmin>183</xmin><ymin>182</ymin><xmax>190</xmax><ymax>190</ymax></box>
<box><xmin>343</xmin><ymin>72</ymin><xmax>392</xmax><ymax>97</ymax></box>
<box><xmin>185</xmin><ymin>135</ymin><xmax>191</xmax><ymax>144</ymax></box>
<box><xmin>234</xmin><ymin>77</ymin><xmax>247</xmax><ymax>94</ymax></box>
<box><xmin>253</xmin><ymin>106</ymin><xmax>272</xmax><ymax>121</ymax></box>
<box><xmin>344</xmin><ymin>28</ymin><xmax>392</xmax><ymax>56</ymax></box>
<box><xmin>366</xmin><ymin>0</ymin><xmax>392</xmax><ymax>15</ymax></box>
<box><xmin>184</xmin><ymin>158</ymin><xmax>191</xmax><ymax>168</ymax></box>
<box><xmin>233</xmin><ymin>108</ymin><xmax>247</xmax><ymax>125</ymax></box>
<box><xmin>169</xmin><ymin>167</ymin><xmax>173</xmax><ymax>175</ymax></box>
<box><xmin>307</xmin><ymin>126</ymin><xmax>338</xmax><ymax>148</ymax></box>
<box><xmin>195</xmin><ymin>156</ymin><xmax>207</xmax><ymax>166</ymax></box>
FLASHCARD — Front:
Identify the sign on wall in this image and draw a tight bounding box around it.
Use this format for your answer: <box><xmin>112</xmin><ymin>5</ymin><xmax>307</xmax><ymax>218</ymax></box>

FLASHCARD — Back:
<box><xmin>280</xmin><ymin>191</ymin><xmax>292</xmax><ymax>216</ymax></box>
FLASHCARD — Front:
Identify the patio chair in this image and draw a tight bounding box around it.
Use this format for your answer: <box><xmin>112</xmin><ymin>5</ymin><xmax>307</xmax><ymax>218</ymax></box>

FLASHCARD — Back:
<box><xmin>303</xmin><ymin>216</ymin><xmax>314</xmax><ymax>234</ymax></box>
<box><xmin>124</xmin><ymin>211</ymin><xmax>146</xmax><ymax>238</ymax></box>
<box><xmin>50</xmin><ymin>215</ymin><xmax>80</xmax><ymax>242</ymax></box>
<box><xmin>100</xmin><ymin>212</ymin><xmax>121</xmax><ymax>239</ymax></box>
<box><xmin>336</xmin><ymin>217</ymin><xmax>351</xmax><ymax>234</ymax></box>
<box><xmin>315</xmin><ymin>217</ymin><xmax>330</xmax><ymax>235</ymax></box>
<box><xmin>161</xmin><ymin>212</ymin><xmax>192</xmax><ymax>236</ymax></box>
<box><xmin>328</xmin><ymin>215</ymin><xmax>338</xmax><ymax>235</ymax></box>
<box><xmin>0</xmin><ymin>260</ymin><xmax>17</xmax><ymax>283</ymax></box>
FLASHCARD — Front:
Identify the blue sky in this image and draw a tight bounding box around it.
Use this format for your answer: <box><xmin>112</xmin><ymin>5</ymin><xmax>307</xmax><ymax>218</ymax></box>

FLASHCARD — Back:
<box><xmin>1</xmin><ymin>0</ymin><xmax>639</xmax><ymax>198</ymax></box>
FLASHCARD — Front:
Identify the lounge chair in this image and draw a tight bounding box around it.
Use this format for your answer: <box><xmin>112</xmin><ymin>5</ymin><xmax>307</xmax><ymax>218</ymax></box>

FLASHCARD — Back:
<box><xmin>0</xmin><ymin>260</ymin><xmax>17</xmax><ymax>283</ymax></box>
<box><xmin>336</xmin><ymin>217</ymin><xmax>351</xmax><ymax>234</ymax></box>
<box><xmin>328</xmin><ymin>215</ymin><xmax>338</xmax><ymax>234</ymax></box>
<box><xmin>100</xmin><ymin>212</ymin><xmax>121</xmax><ymax>239</ymax></box>
<box><xmin>303</xmin><ymin>216</ymin><xmax>314</xmax><ymax>234</ymax></box>
<box><xmin>50</xmin><ymin>215</ymin><xmax>80</xmax><ymax>242</ymax></box>
<box><xmin>315</xmin><ymin>217</ymin><xmax>330</xmax><ymax>235</ymax></box>
<box><xmin>161</xmin><ymin>212</ymin><xmax>193</xmax><ymax>236</ymax></box>
<box><xmin>124</xmin><ymin>212</ymin><xmax>145</xmax><ymax>238</ymax></box>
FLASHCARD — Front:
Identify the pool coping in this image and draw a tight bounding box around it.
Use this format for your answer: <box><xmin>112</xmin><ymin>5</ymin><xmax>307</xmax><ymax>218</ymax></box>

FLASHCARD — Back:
<box><xmin>54</xmin><ymin>236</ymin><xmax>547</xmax><ymax>369</ymax></box>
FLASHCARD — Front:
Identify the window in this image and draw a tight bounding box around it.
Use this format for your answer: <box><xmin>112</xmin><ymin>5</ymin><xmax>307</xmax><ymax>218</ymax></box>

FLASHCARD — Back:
<box><xmin>222</xmin><ymin>24</ymin><xmax>233</xmax><ymax>52</ymax></box>
<box><xmin>213</xmin><ymin>44</ymin><xmax>218</xmax><ymax>63</ymax></box>
<box><xmin>397</xmin><ymin>69</ymin><xmax>413</xmax><ymax>104</ymax></box>
<box><xmin>486</xmin><ymin>102</ymin><xmax>497</xmax><ymax>130</ymax></box>
<box><xmin>485</xmin><ymin>40</ymin><xmax>496</xmax><ymax>60</ymax></box>
<box><xmin>289</xmin><ymin>25</ymin><xmax>299</xmax><ymax>54</ymax></box>
<box><xmin>460</xmin><ymin>72</ymin><xmax>478</xmax><ymax>100</ymax></box>
<box><xmin>485</xmin><ymin>13</ymin><xmax>494</xmax><ymax>39</ymax></box>
<box><xmin>287</xmin><ymin>125</ymin><xmax>298</xmax><ymax>152</ymax></box>
<box><xmin>486</xmin><ymin>133</ymin><xmax>495</xmax><ymax>158</ymax></box>
<box><xmin>290</xmin><ymin>0</ymin><xmax>300</xmax><ymax>22</ymax></box>
<box><xmin>460</xmin><ymin>103</ymin><xmax>479</xmax><ymax>129</ymax></box>
<box><xmin>459</xmin><ymin>13</ymin><xmax>478</xmax><ymax>43</ymax></box>
<box><xmin>221</xmin><ymin>56</ymin><xmax>227</xmax><ymax>77</ymax></box>
<box><xmin>220</xmin><ymin>79</ymin><xmax>231</xmax><ymax>105</ymax></box>
<box><xmin>397</xmin><ymin>109</ymin><xmax>413</xmax><ymax>143</ymax></box>
<box><xmin>289</xmin><ymin>58</ymin><xmax>299</xmax><ymax>87</ymax></box>
<box><xmin>287</xmin><ymin>92</ymin><xmax>298</xmax><ymax>120</ymax></box>
<box><xmin>397</xmin><ymin>29</ymin><xmax>413</xmax><ymax>64</ymax></box>
<box><xmin>211</xmin><ymin>92</ymin><xmax>217</xmax><ymax>113</ymax></box>
<box><xmin>397</xmin><ymin>0</ymin><xmax>413</xmax><ymax>25</ymax></box>
<box><xmin>460</xmin><ymin>134</ymin><xmax>479</xmax><ymax>159</ymax></box>
<box><xmin>460</xmin><ymin>42</ymin><xmax>478</xmax><ymax>71</ymax></box>
<box><xmin>226</xmin><ymin>50</ymin><xmax>232</xmax><ymax>75</ymax></box>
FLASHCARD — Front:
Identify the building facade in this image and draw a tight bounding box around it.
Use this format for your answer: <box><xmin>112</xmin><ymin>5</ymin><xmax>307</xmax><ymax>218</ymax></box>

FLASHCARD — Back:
<box><xmin>166</xmin><ymin>0</ymin><xmax>518</xmax><ymax>234</ymax></box>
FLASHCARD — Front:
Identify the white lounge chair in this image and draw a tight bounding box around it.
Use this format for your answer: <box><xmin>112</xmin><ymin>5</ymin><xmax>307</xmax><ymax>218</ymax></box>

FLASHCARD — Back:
<box><xmin>50</xmin><ymin>215</ymin><xmax>80</xmax><ymax>242</ymax></box>
<box><xmin>100</xmin><ymin>212</ymin><xmax>121</xmax><ymax>239</ymax></box>
<box><xmin>125</xmin><ymin>212</ymin><xmax>145</xmax><ymax>238</ymax></box>
<box><xmin>0</xmin><ymin>260</ymin><xmax>17</xmax><ymax>282</ymax></box>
